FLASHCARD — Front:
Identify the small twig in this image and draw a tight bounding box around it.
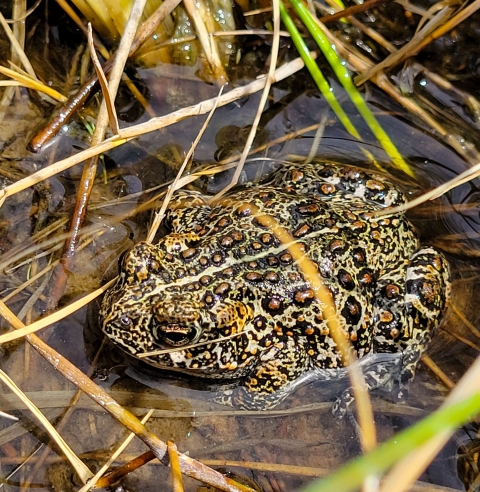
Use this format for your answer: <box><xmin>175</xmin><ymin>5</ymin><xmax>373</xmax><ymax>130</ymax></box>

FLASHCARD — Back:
<box><xmin>87</xmin><ymin>23</ymin><xmax>119</xmax><ymax>135</ymax></box>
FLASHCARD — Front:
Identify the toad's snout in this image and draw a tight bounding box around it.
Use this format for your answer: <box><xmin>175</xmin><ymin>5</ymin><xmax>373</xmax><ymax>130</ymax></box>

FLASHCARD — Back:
<box><xmin>152</xmin><ymin>295</ymin><xmax>203</xmax><ymax>324</ymax></box>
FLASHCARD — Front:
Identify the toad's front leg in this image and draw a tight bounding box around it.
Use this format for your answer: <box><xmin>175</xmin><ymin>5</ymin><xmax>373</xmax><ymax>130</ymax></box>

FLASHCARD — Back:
<box><xmin>217</xmin><ymin>338</ymin><xmax>311</xmax><ymax>410</ymax></box>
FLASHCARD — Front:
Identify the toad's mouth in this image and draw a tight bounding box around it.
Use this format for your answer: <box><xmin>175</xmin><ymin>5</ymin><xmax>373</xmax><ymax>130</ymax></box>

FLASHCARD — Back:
<box><xmin>152</xmin><ymin>323</ymin><xmax>198</xmax><ymax>347</ymax></box>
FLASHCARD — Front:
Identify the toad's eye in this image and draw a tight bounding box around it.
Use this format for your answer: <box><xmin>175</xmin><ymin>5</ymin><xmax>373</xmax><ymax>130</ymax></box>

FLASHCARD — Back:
<box><xmin>151</xmin><ymin>322</ymin><xmax>198</xmax><ymax>347</ymax></box>
<box><xmin>119</xmin><ymin>315</ymin><xmax>131</xmax><ymax>327</ymax></box>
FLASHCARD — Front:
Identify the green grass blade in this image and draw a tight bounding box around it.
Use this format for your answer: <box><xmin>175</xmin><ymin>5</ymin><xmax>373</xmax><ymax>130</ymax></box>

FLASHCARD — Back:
<box><xmin>300</xmin><ymin>392</ymin><xmax>480</xmax><ymax>492</ymax></box>
<box><xmin>279</xmin><ymin>1</ymin><xmax>360</xmax><ymax>139</ymax></box>
<box><xmin>288</xmin><ymin>0</ymin><xmax>413</xmax><ymax>176</ymax></box>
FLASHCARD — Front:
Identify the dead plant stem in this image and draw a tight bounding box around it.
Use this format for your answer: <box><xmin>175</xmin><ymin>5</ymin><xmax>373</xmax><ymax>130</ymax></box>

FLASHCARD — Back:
<box><xmin>47</xmin><ymin>0</ymin><xmax>148</xmax><ymax>309</ymax></box>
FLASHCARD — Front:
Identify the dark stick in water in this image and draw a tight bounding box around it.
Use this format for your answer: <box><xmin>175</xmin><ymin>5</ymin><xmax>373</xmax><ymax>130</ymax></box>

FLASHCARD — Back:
<box><xmin>28</xmin><ymin>0</ymin><xmax>182</xmax><ymax>153</ymax></box>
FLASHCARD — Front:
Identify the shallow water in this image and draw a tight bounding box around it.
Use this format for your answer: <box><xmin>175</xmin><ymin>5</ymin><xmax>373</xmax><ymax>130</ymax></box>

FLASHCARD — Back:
<box><xmin>1</xmin><ymin>2</ymin><xmax>480</xmax><ymax>491</ymax></box>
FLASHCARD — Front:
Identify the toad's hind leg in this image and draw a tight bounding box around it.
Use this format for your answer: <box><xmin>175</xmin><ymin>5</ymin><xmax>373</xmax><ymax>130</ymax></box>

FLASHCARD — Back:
<box><xmin>373</xmin><ymin>247</ymin><xmax>450</xmax><ymax>398</ymax></box>
<box><xmin>334</xmin><ymin>248</ymin><xmax>450</xmax><ymax>419</ymax></box>
<box><xmin>265</xmin><ymin>161</ymin><xmax>406</xmax><ymax>207</ymax></box>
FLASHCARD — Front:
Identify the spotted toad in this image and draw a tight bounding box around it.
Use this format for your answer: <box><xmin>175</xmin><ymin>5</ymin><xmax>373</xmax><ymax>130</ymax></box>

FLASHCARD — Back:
<box><xmin>100</xmin><ymin>162</ymin><xmax>450</xmax><ymax>414</ymax></box>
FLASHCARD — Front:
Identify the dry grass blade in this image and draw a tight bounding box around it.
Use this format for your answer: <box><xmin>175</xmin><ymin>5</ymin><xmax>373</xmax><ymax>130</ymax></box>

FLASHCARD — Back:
<box><xmin>4</xmin><ymin>0</ymin><xmax>42</xmax><ymax>24</ymax></box>
<box><xmin>0</xmin><ymin>301</ymin><xmax>255</xmax><ymax>492</ymax></box>
<box><xmin>319</xmin><ymin>0</ymin><xmax>392</xmax><ymax>23</ymax></box>
<box><xmin>451</xmin><ymin>303</ymin><xmax>480</xmax><ymax>339</ymax></box>
<box><xmin>87</xmin><ymin>23</ymin><xmax>119</xmax><ymax>135</ymax></box>
<box><xmin>0</xmin><ymin>80</ymin><xmax>20</xmax><ymax>86</ymax></box>
<box><xmin>0</xmin><ymin>410</ymin><xmax>19</xmax><ymax>421</ymax></box>
<box><xmin>0</xmin><ymin>10</ymin><xmax>37</xmax><ymax>79</ymax></box>
<box><xmin>214</xmin><ymin>0</ymin><xmax>281</xmax><ymax>197</ymax></box>
<box><xmin>374</xmin><ymin>159</ymin><xmax>480</xmax><ymax>217</ymax></box>
<box><xmin>354</xmin><ymin>5</ymin><xmax>453</xmax><ymax>85</ymax></box>
<box><xmin>146</xmin><ymin>85</ymin><xmax>225</xmax><ymax>243</ymax></box>
<box><xmin>17</xmin><ymin>272</ymin><xmax>51</xmax><ymax>322</ymax></box>
<box><xmin>0</xmin><ymin>278</ymin><xmax>116</xmax><ymax>344</ymax></box>
<box><xmin>78</xmin><ymin>410</ymin><xmax>155</xmax><ymax>492</ymax></box>
<box><xmin>0</xmin><ymin>369</ymin><xmax>93</xmax><ymax>484</ymax></box>
<box><xmin>203</xmin><ymin>460</ymin><xmax>329</xmax><ymax>477</ymax></box>
<box><xmin>168</xmin><ymin>441</ymin><xmax>184</xmax><ymax>492</ymax></box>
<box><xmin>0</xmin><ymin>65</ymin><xmax>67</xmax><ymax>102</ymax></box>
<box><xmin>0</xmin><ymin>55</ymin><xmax>309</xmax><ymax>207</ymax></box>
<box><xmin>305</xmin><ymin>115</ymin><xmax>327</xmax><ymax>164</ymax></box>
<box><xmin>130</xmin><ymin>0</ymin><xmax>183</xmax><ymax>53</ymax></box>
<box><xmin>422</xmin><ymin>355</ymin><xmax>455</xmax><ymax>390</ymax></box>
<box><xmin>213</xmin><ymin>29</ymin><xmax>290</xmax><ymax>36</ymax></box>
